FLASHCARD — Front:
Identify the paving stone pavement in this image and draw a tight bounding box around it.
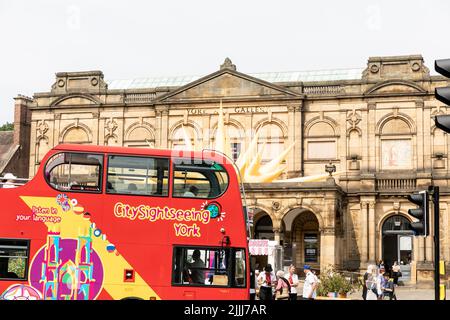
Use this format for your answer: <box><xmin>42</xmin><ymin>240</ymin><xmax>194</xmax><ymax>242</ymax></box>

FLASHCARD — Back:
<box><xmin>348</xmin><ymin>287</ymin><xmax>450</xmax><ymax>300</ymax></box>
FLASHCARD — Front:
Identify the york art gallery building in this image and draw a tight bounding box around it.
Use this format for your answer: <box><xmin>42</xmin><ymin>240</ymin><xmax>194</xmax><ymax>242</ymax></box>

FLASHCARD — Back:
<box><xmin>7</xmin><ymin>54</ymin><xmax>450</xmax><ymax>286</ymax></box>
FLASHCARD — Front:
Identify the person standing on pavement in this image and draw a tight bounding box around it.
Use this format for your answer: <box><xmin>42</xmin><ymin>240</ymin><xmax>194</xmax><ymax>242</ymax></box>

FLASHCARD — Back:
<box><xmin>287</xmin><ymin>264</ymin><xmax>299</xmax><ymax>300</ymax></box>
<box><xmin>376</xmin><ymin>267</ymin><xmax>386</xmax><ymax>300</ymax></box>
<box><xmin>302</xmin><ymin>265</ymin><xmax>317</xmax><ymax>300</ymax></box>
<box><xmin>257</xmin><ymin>264</ymin><xmax>276</xmax><ymax>300</ymax></box>
<box><xmin>362</xmin><ymin>265</ymin><xmax>373</xmax><ymax>300</ymax></box>
<box><xmin>391</xmin><ymin>261</ymin><xmax>401</xmax><ymax>286</ymax></box>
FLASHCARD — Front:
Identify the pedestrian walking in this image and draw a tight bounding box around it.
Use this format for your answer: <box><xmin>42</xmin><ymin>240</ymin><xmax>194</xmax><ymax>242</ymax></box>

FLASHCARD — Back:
<box><xmin>365</xmin><ymin>264</ymin><xmax>378</xmax><ymax>300</ymax></box>
<box><xmin>257</xmin><ymin>264</ymin><xmax>276</xmax><ymax>300</ymax></box>
<box><xmin>302</xmin><ymin>265</ymin><xmax>317</xmax><ymax>300</ymax></box>
<box><xmin>287</xmin><ymin>264</ymin><xmax>299</xmax><ymax>300</ymax></box>
<box><xmin>274</xmin><ymin>270</ymin><xmax>291</xmax><ymax>300</ymax></box>
<box><xmin>362</xmin><ymin>265</ymin><xmax>373</xmax><ymax>300</ymax></box>
<box><xmin>381</xmin><ymin>273</ymin><xmax>396</xmax><ymax>300</ymax></box>
<box><xmin>391</xmin><ymin>261</ymin><xmax>401</xmax><ymax>286</ymax></box>
<box><xmin>376</xmin><ymin>266</ymin><xmax>386</xmax><ymax>300</ymax></box>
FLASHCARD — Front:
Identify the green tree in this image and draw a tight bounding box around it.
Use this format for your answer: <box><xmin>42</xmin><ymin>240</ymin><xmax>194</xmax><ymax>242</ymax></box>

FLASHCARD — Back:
<box><xmin>0</xmin><ymin>122</ymin><xmax>14</xmax><ymax>131</ymax></box>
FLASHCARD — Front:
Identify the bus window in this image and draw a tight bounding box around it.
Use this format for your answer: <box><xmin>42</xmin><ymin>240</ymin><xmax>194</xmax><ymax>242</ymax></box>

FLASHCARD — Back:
<box><xmin>0</xmin><ymin>239</ymin><xmax>30</xmax><ymax>280</ymax></box>
<box><xmin>107</xmin><ymin>155</ymin><xmax>169</xmax><ymax>196</ymax></box>
<box><xmin>45</xmin><ymin>153</ymin><xmax>103</xmax><ymax>192</ymax></box>
<box><xmin>172</xmin><ymin>159</ymin><xmax>229</xmax><ymax>199</ymax></box>
<box><xmin>234</xmin><ymin>249</ymin><xmax>246</xmax><ymax>287</ymax></box>
<box><xmin>173</xmin><ymin>247</ymin><xmax>230</xmax><ymax>287</ymax></box>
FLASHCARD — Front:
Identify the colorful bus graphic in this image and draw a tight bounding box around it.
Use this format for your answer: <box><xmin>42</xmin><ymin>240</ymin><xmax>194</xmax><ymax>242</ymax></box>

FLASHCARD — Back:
<box><xmin>0</xmin><ymin>144</ymin><xmax>249</xmax><ymax>300</ymax></box>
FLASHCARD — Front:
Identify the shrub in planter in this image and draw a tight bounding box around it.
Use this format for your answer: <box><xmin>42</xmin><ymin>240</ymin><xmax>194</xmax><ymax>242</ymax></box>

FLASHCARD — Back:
<box><xmin>317</xmin><ymin>265</ymin><xmax>354</xmax><ymax>298</ymax></box>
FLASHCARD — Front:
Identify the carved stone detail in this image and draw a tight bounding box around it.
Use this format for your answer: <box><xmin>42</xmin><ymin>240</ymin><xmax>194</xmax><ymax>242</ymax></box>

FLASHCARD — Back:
<box><xmin>220</xmin><ymin>57</ymin><xmax>236</xmax><ymax>71</ymax></box>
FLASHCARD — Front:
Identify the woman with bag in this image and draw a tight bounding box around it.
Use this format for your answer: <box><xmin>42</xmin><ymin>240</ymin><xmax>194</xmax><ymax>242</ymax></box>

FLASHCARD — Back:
<box><xmin>274</xmin><ymin>270</ymin><xmax>291</xmax><ymax>300</ymax></box>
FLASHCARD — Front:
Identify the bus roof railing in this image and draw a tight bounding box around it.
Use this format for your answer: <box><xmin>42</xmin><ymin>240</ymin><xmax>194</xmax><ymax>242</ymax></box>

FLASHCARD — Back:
<box><xmin>0</xmin><ymin>177</ymin><xmax>30</xmax><ymax>187</ymax></box>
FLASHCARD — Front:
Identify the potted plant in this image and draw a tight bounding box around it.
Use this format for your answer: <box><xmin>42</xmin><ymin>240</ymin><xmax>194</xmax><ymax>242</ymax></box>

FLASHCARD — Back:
<box><xmin>317</xmin><ymin>265</ymin><xmax>355</xmax><ymax>299</ymax></box>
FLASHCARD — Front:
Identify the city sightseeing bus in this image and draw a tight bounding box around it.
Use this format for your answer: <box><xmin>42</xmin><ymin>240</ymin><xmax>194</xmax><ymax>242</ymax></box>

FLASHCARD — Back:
<box><xmin>0</xmin><ymin>144</ymin><xmax>250</xmax><ymax>300</ymax></box>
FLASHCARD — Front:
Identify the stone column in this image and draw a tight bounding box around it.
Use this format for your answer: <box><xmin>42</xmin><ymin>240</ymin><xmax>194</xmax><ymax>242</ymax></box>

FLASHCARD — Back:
<box><xmin>287</xmin><ymin>102</ymin><xmax>302</xmax><ymax>177</ymax></box>
<box><xmin>367</xmin><ymin>102</ymin><xmax>376</xmax><ymax>172</ymax></box>
<box><xmin>361</xmin><ymin>107</ymin><xmax>369</xmax><ymax>172</ymax></box>
<box><xmin>320</xmin><ymin>228</ymin><xmax>336</xmax><ymax>270</ymax></box>
<box><xmin>416</xmin><ymin>100</ymin><xmax>425</xmax><ymax>171</ymax></box>
<box><xmin>287</xmin><ymin>105</ymin><xmax>295</xmax><ymax>175</ymax></box>
<box><xmin>160</xmin><ymin>106</ymin><xmax>169</xmax><ymax>149</ymax></box>
<box><xmin>368</xmin><ymin>201</ymin><xmax>376</xmax><ymax>263</ymax></box>
<box><xmin>360</xmin><ymin>201</ymin><xmax>368</xmax><ymax>265</ymax></box>
<box><xmin>154</xmin><ymin>109</ymin><xmax>162</xmax><ymax>148</ymax></box>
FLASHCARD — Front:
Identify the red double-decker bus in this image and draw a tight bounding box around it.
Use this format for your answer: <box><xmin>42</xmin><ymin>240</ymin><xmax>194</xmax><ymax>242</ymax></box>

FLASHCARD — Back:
<box><xmin>0</xmin><ymin>144</ymin><xmax>250</xmax><ymax>300</ymax></box>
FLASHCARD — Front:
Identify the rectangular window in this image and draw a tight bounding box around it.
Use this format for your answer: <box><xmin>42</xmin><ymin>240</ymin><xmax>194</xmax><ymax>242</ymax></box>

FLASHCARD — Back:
<box><xmin>381</xmin><ymin>139</ymin><xmax>412</xmax><ymax>170</ymax></box>
<box><xmin>107</xmin><ymin>155</ymin><xmax>169</xmax><ymax>196</ymax></box>
<box><xmin>307</xmin><ymin>141</ymin><xmax>336</xmax><ymax>159</ymax></box>
<box><xmin>172</xmin><ymin>247</ymin><xmax>246</xmax><ymax>288</ymax></box>
<box><xmin>46</xmin><ymin>153</ymin><xmax>103</xmax><ymax>193</ymax></box>
<box><xmin>0</xmin><ymin>239</ymin><xmax>30</xmax><ymax>280</ymax></box>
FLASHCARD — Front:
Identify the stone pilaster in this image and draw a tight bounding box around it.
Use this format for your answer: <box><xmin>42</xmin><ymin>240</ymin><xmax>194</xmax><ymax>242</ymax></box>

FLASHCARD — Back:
<box><xmin>368</xmin><ymin>201</ymin><xmax>376</xmax><ymax>263</ymax></box>
<box><xmin>360</xmin><ymin>201</ymin><xmax>368</xmax><ymax>264</ymax></box>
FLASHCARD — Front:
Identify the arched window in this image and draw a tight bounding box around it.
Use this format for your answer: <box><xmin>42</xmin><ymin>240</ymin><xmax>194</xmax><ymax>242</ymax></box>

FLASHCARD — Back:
<box><xmin>432</xmin><ymin>127</ymin><xmax>446</xmax><ymax>157</ymax></box>
<box><xmin>348</xmin><ymin>129</ymin><xmax>362</xmax><ymax>159</ymax></box>
<box><xmin>170</xmin><ymin>124</ymin><xmax>199</xmax><ymax>150</ymax></box>
<box><xmin>254</xmin><ymin>215</ymin><xmax>274</xmax><ymax>240</ymax></box>
<box><xmin>306</xmin><ymin>121</ymin><xmax>338</xmax><ymax>160</ymax></box>
<box><xmin>62</xmin><ymin>127</ymin><xmax>90</xmax><ymax>144</ymax></box>
<box><xmin>213</xmin><ymin>124</ymin><xmax>243</xmax><ymax>161</ymax></box>
<box><xmin>125</xmin><ymin>125</ymin><xmax>155</xmax><ymax>148</ymax></box>
<box><xmin>257</xmin><ymin>123</ymin><xmax>285</xmax><ymax>163</ymax></box>
<box><xmin>380</xmin><ymin>118</ymin><xmax>413</xmax><ymax>170</ymax></box>
<box><xmin>382</xmin><ymin>215</ymin><xmax>412</xmax><ymax>234</ymax></box>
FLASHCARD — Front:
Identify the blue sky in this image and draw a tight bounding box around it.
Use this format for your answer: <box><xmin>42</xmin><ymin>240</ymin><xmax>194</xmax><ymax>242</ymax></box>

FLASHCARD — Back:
<box><xmin>1</xmin><ymin>0</ymin><xmax>449</xmax><ymax>123</ymax></box>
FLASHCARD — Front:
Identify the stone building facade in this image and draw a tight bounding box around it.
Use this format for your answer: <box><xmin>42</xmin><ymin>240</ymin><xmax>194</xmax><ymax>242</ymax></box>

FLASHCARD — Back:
<box><xmin>18</xmin><ymin>55</ymin><xmax>450</xmax><ymax>285</ymax></box>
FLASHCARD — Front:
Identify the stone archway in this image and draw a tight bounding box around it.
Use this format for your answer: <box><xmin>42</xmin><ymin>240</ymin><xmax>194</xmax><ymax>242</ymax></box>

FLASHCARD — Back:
<box><xmin>292</xmin><ymin>211</ymin><xmax>320</xmax><ymax>270</ymax></box>
<box><xmin>281</xmin><ymin>208</ymin><xmax>321</xmax><ymax>270</ymax></box>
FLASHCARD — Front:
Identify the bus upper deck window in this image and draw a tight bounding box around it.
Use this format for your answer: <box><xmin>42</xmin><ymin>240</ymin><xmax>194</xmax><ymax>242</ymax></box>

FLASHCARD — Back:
<box><xmin>0</xmin><ymin>239</ymin><xmax>30</xmax><ymax>280</ymax></box>
<box><xmin>107</xmin><ymin>155</ymin><xmax>169</xmax><ymax>197</ymax></box>
<box><xmin>45</xmin><ymin>153</ymin><xmax>103</xmax><ymax>193</ymax></box>
<box><xmin>172</xmin><ymin>159</ymin><xmax>229</xmax><ymax>199</ymax></box>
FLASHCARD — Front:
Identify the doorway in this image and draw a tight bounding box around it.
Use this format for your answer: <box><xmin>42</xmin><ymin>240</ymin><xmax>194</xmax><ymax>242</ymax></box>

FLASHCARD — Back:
<box><xmin>382</xmin><ymin>215</ymin><xmax>413</xmax><ymax>281</ymax></box>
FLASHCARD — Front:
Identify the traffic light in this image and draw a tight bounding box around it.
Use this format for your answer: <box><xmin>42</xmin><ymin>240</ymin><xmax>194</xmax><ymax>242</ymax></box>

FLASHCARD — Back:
<box><xmin>407</xmin><ymin>191</ymin><xmax>429</xmax><ymax>236</ymax></box>
<box><xmin>434</xmin><ymin>59</ymin><xmax>450</xmax><ymax>133</ymax></box>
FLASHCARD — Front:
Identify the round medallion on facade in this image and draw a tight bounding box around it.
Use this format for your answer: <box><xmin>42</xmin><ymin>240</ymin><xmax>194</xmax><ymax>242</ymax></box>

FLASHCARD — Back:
<box><xmin>91</xmin><ymin>77</ymin><xmax>99</xmax><ymax>86</ymax></box>
<box><xmin>411</xmin><ymin>62</ymin><xmax>420</xmax><ymax>71</ymax></box>
<box><xmin>57</xmin><ymin>79</ymin><xmax>65</xmax><ymax>87</ymax></box>
<box><xmin>370</xmin><ymin>64</ymin><xmax>379</xmax><ymax>73</ymax></box>
<box><xmin>272</xmin><ymin>201</ymin><xmax>281</xmax><ymax>211</ymax></box>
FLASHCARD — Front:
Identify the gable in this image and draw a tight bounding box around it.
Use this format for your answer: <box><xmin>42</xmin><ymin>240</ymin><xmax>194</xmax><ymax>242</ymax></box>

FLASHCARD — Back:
<box><xmin>159</xmin><ymin>70</ymin><xmax>300</xmax><ymax>102</ymax></box>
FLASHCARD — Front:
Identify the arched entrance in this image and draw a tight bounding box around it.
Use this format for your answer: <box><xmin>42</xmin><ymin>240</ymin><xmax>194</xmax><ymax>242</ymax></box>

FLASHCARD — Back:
<box><xmin>251</xmin><ymin>213</ymin><xmax>274</xmax><ymax>271</ymax></box>
<box><xmin>382</xmin><ymin>215</ymin><xmax>413</xmax><ymax>280</ymax></box>
<box><xmin>289</xmin><ymin>211</ymin><xmax>320</xmax><ymax>270</ymax></box>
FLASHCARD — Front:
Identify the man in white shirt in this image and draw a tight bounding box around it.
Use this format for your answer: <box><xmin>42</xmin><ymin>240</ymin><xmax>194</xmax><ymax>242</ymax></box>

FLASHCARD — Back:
<box><xmin>302</xmin><ymin>265</ymin><xmax>318</xmax><ymax>300</ymax></box>
<box><xmin>287</xmin><ymin>264</ymin><xmax>299</xmax><ymax>300</ymax></box>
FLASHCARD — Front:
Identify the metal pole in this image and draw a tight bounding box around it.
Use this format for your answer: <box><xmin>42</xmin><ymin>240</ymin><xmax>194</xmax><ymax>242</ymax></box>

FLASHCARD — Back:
<box><xmin>434</xmin><ymin>186</ymin><xmax>440</xmax><ymax>301</ymax></box>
